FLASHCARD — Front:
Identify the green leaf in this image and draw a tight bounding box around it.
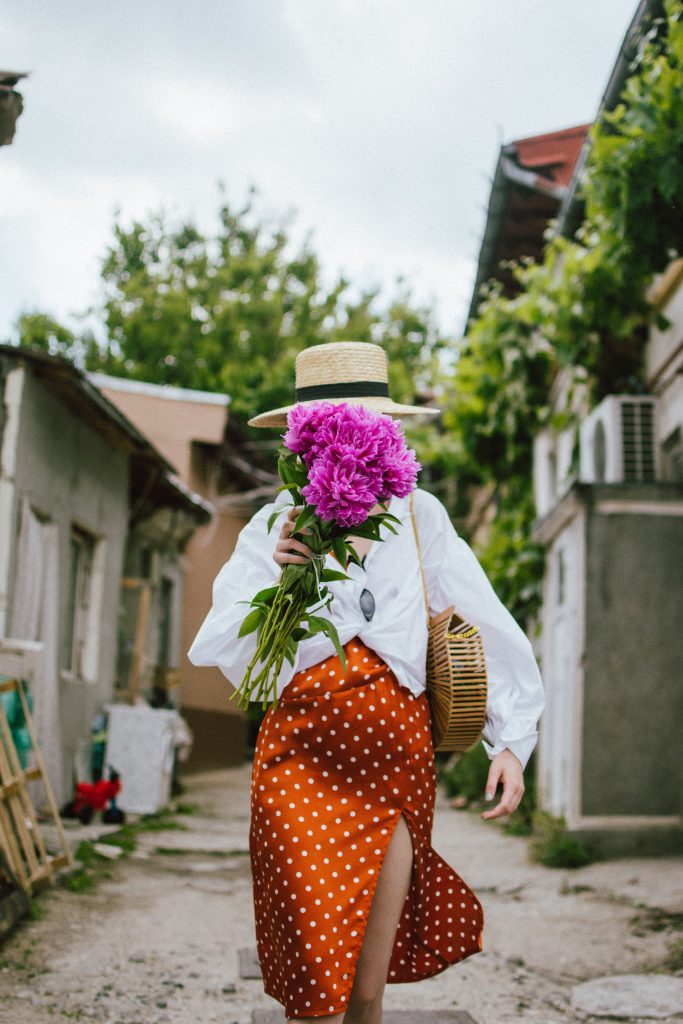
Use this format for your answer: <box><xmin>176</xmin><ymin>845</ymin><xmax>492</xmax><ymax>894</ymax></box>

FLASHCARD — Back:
<box><xmin>331</xmin><ymin>537</ymin><xmax>348</xmax><ymax>567</ymax></box>
<box><xmin>251</xmin><ymin>585</ymin><xmax>279</xmax><ymax>605</ymax></box>
<box><xmin>237</xmin><ymin>608</ymin><xmax>263</xmax><ymax>638</ymax></box>
<box><xmin>293</xmin><ymin>506</ymin><xmax>317</xmax><ymax>535</ymax></box>
<box><xmin>320</xmin><ymin>569</ymin><xmax>351</xmax><ymax>582</ymax></box>
<box><xmin>305</xmin><ymin>614</ymin><xmax>347</xmax><ymax>670</ymax></box>
<box><xmin>267</xmin><ymin>508</ymin><xmax>288</xmax><ymax>534</ymax></box>
<box><xmin>284</xmin><ymin>636</ymin><xmax>298</xmax><ymax>666</ymax></box>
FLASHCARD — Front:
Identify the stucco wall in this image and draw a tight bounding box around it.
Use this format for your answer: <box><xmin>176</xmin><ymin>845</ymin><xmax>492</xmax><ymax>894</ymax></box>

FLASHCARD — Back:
<box><xmin>95</xmin><ymin>383</ymin><xmax>227</xmax><ymax>481</ymax></box>
<box><xmin>581</xmin><ymin>493</ymin><xmax>683</xmax><ymax>818</ymax></box>
<box><xmin>8</xmin><ymin>369</ymin><xmax>129</xmax><ymax>801</ymax></box>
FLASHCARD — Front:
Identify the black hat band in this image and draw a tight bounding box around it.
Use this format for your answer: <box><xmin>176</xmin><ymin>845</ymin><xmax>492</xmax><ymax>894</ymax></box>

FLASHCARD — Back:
<box><xmin>295</xmin><ymin>380</ymin><xmax>389</xmax><ymax>402</ymax></box>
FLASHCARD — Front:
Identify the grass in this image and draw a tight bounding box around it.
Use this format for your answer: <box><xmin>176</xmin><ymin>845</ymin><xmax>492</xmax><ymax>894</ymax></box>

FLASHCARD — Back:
<box><xmin>58</xmin><ymin>804</ymin><xmax>188</xmax><ymax>894</ymax></box>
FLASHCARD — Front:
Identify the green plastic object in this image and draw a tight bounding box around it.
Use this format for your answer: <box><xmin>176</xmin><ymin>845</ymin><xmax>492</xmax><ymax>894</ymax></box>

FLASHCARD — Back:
<box><xmin>0</xmin><ymin>677</ymin><xmax>33</xmax><ymax>769</ymax></box>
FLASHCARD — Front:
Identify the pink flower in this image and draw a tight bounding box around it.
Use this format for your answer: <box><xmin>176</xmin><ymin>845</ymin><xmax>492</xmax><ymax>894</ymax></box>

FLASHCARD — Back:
<box><xmin>284</xmin><ymin>400</ymin><xmax>421</xmax><ymax>527</ymax></box>
<box><xmin>282</xmin><ymin>401</ymin><xmax>338</xmax><ymax>465</ymax></box>
<box><xmin>302</xmin><ymin>447</ymin><xmax>383</xmax><ymax>527</ymax></box>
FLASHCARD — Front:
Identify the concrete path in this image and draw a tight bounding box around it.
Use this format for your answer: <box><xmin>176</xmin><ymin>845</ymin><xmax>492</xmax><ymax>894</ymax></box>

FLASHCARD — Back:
<box><xmin>0</xmin><ymin>762</ymin><xmax>681</xmax><ymax>1023</ymax></box>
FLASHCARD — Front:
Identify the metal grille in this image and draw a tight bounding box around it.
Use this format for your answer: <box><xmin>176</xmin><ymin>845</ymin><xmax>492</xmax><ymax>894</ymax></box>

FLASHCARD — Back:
<box><xmin>621</xmin><ymin>399</ymin><xmax>656</xmax><ymax>482</ymax></box>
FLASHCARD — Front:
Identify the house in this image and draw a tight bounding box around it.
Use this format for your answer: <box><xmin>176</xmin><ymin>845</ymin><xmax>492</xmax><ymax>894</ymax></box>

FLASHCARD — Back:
<box><xmin>531</xmin><ymin>258</ymin><xmax>683</xmax><ymax>857</ymax></box>
<box><xmin>463</xmin><ymin>121</ymin><xmax>589</xmax><ymax>543</ymax></box>
<box><xmin>529</xmin><ymin>0</ymin><xmax>683</xmax><ymax>856</ymax></box>
<box><xmin>88</xmin><ymin>372</ymin><xmax>280</xmax><ymax>770</ymax></box>
<box><xmin>0</xmin><ymin>345</ymin><xmax>210</xmax><ymax>805</ymax></box>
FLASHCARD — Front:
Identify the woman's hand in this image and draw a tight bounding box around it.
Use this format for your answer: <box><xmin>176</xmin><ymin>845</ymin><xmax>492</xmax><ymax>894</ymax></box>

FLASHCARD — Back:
<box><xmin>480</xmin><ymin>748</ymin><xmax>524</xmax><ymax>820</ymax></box>
<box><xmin>273</xmin><ymin>505</ymin><xmax>314</xmax><ymax>568</ymax></box>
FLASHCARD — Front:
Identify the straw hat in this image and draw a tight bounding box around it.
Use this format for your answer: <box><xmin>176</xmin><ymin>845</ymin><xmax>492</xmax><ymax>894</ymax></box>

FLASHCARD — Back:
<box><xmin>247</xmin><ymin>341</ymin><xmax>440</xmax><ymax>428</ymax></box>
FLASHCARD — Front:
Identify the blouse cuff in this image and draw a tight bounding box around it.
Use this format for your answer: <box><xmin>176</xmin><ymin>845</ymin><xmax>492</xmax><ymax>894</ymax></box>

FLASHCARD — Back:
<box><xmin>481</xmin><ymin>732</ymin><xmax>537</xmax><ymax>773</ymax></box>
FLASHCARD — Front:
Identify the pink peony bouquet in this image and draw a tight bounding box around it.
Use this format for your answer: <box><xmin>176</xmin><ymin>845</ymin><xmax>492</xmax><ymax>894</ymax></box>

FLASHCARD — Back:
<box><xmin>228</xmin><ymin>400</ymin><xmax>420</xmax><ymax>710</ymax></box>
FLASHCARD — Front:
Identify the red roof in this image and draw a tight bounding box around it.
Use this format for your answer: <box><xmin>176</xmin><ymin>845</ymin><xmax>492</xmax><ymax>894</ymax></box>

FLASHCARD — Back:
<box><xmin>513</xmin><ymin>123</ymin><xmax>590</xmax><ymax>188</ymax></box>
<box><xmin>466</xmin><ymin>123</ymin><xmax>590</xmax><ymax>327</ymax></box>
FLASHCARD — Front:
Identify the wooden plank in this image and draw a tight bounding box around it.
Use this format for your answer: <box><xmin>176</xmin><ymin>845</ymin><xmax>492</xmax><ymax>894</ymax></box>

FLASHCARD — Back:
<box><xmin>0</xmin><ymin>678</ymin><xmax>74</xmax><ymax>893</ymax></box>
<box><xmin>0</xmin><ymin>702</ymin><xmax>47</xmax><ymax>879</ymax></box>
<box><xmin>128</xmin><ymin>585</ymin><xmax>151</xmax><ymax>705</ymax></box>
<box><xmin>14</xmin><ymin>674</ymin><xmax>73</xmax><ymax>866</ymax></box>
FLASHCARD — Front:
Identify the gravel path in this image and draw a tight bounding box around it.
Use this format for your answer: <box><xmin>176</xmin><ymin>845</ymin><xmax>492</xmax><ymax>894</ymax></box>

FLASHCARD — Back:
<box><xmin>0</xmin><ymin>762</ymin><xmax>681</xmax><ymax>1024</ymax></box>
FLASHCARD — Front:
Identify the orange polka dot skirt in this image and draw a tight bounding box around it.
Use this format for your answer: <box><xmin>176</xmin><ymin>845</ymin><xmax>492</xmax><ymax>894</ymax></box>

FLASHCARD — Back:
<box><xmin>249</xmin><ymin>636</ymin><xmax>485</xmax><ymax>1020</ymax></box>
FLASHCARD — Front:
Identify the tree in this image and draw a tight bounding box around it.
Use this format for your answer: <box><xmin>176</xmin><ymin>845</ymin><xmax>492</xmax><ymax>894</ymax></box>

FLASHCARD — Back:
<box><xmin>17</xmin><ymin>186</ymin><xmax>449</xmax><ymax>432</ymax></box>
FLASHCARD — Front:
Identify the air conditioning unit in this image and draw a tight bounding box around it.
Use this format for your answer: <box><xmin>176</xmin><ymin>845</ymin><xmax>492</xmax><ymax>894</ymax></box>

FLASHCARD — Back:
<box><xmin>579</xmin><ymin>395</ymin><xmax>658</xmax><ymax>483</ymax></box>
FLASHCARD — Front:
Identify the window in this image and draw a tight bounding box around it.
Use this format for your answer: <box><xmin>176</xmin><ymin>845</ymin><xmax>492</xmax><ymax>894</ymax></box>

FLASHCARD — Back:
<box><xmin>63</xmin><ymin>526</ymin><xmax>96</xmax><ymax>677</ymax></box>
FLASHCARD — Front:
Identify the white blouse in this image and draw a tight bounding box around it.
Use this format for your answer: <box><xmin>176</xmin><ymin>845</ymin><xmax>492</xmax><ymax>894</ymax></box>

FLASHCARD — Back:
<box><xmin>187</xmin><ymin>486</ymin><xmax>545</xmax><ymax>772</ymax></box>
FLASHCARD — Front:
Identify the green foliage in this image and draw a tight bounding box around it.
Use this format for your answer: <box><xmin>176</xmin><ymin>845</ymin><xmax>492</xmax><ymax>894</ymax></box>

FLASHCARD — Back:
<box><xmin>529</xmin><ymin>810</ymin><xmax>593</xmax><ymax>868</ymax></box>
<box><xmin>62</xmin><ymin>840</ymin><xmax>115</xmax><ymax>891</ymax></box>
<box><xmin>436</xmin><ymin>742</ymin><xmax>490</xmax><ymax>801</ymax></box>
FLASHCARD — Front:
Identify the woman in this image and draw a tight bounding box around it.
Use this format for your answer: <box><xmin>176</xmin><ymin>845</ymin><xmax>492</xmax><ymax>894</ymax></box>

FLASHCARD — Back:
<box><xmin>188</xmin><ymin>341</ymin><xmax>545</xmax><ymax>1024</ymax></box>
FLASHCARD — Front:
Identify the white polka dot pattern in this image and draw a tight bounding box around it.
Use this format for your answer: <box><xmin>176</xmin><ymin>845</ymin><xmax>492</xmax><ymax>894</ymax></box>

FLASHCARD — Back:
<box><xmin>249</xmin><ymin>636</ymin><xmax>485</xmax><ymax>1019</ymax></box>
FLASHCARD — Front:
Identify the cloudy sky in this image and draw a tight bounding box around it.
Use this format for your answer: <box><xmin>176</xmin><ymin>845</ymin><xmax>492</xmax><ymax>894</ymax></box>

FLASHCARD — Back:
<box><xmin>1</xmin><ymin>1</ymin><xmax>638</xmax><ymax>343</ymax></box>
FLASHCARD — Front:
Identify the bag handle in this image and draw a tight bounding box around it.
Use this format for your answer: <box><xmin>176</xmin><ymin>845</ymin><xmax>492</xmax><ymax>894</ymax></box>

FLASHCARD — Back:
<box><xmin>409</xmin><ymin>490</ymin><xmax>430</xmax><ymax>623</ymax></box>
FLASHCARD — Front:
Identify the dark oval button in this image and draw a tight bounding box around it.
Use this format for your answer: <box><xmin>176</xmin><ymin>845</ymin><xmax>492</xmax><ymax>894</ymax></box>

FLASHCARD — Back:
<box><xmin>359</xmin><ymin>588</ymin><xmax>375</xmax><ymax>621</ymax></box>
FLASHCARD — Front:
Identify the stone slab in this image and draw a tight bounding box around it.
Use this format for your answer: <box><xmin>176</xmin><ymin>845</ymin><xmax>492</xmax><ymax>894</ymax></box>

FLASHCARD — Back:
<box><xmin>253</xmin><ymin>1010</ymin><xmax>478</xmax><ymax>1023</ymax></box>
<box><xmin>572</xmin><ymin>973</ymin><xmax>683</xmax><ymax>1019</ymax></box>
<box><xmin>239</xmin><ymin>946</ymin><xmax>264</xmax><ymax>978</ymax></box>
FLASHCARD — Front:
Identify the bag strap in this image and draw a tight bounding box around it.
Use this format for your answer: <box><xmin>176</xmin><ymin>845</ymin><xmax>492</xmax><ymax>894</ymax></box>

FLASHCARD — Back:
<box><xmin>409</xmin><ymin>490</ymin><xmax>430</xmax><ymax>622</ymax></box>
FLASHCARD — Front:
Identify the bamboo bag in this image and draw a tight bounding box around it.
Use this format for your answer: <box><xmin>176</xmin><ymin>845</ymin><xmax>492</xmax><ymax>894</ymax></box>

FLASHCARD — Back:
<box><xmin>409</xmin><ymin>491</ymin><xmax>489</xmax><ymax>753</ymax></box>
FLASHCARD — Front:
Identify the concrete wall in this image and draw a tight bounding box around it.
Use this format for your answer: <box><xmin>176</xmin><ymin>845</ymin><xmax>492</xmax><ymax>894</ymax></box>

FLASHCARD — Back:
<box><xmin>582</xmin><ymin>493</ymin><xmax>683</xmax><ymax>819</ymax></box>
<box><xmin>7</xmin><ymin>368</ymin><xmax>129</xmax><ymax>801</ymax></box>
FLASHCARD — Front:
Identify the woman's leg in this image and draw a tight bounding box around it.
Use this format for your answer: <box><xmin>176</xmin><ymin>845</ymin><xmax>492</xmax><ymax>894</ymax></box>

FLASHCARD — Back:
<box><xmin>286</xmin><ymin>813</ymin><xmax>413</xmax><ymax>1024</ymax></box>
<box><xmin>343</xmin><ymin>811</ymin><xmax>414</xmax><ymax>1024</ymax></box>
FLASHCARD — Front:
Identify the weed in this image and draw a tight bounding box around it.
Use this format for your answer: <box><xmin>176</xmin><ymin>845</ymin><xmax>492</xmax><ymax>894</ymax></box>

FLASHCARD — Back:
<box><xmin>174</xmin><ymin>802</ymin><xmax>201</xmax><ymax>816</ymax></box>
<box><xmin>662</xmin><ymin>937</ymin><xmax>683</xmax><ymax>972</ymax></box>
<box><xmin>630</xmin><ymin>907</ymin><xmax>683</xmax><ymax>937</ymax></box>
<box><xmin>63</xmin><ymin>868</ymin><xmax>98</xmax><ymax>892</ymax></box>
<box><xmin>137</xmin><ymin>818</ymin><xmax>188</xmax><ymax>832</ymax></box>
<box><xmin>27</xmin><ymin>898</ymin><xmax>45</xmax><ymax>921</ymax></box>
<box><xmin>529</xmin><ymin>810</ymin><xmax>593</xmax><ymax>868</ymax></box>
<box><xmin>101</xmin><ymin>827</ymin><xmax>137</xmax><ymax>852</ymax></box>
<box><xmin>561</xmin><ymin>882</ymin><xmax>594</xmax><ymax>895</ymax></box>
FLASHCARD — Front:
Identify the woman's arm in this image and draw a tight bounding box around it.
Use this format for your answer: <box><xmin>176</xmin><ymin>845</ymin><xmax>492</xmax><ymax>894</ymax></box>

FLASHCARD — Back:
<box><xmin>416</xmin><ymin>489</ymin><xmax>546</xmax><ymax>775</ymax></box>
